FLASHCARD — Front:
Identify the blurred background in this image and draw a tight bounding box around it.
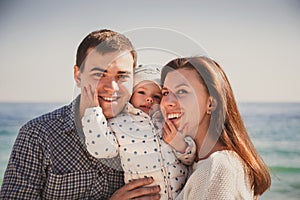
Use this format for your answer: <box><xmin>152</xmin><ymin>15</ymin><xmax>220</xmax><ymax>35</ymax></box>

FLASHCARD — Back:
<box><xmin>0</xmin><ymin>0</ymin><xmax>299</xmax><ymax>199</ymax></box>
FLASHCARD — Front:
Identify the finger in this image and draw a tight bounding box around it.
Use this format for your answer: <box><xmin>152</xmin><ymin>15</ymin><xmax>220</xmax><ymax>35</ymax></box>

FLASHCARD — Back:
<box><xmin>109</xmin><ymin>178</ymin><xmax>160</xmax><ymax>200</ymax></box>
<box><xmin>162</xmin><ymin>126</ymin><xmax>174</xmax><ymax>143</ymax></box>
<box><xmin>134</xmin><ymin>193</ymin><xmax>161</xmax><ymax>200</ymax></box>
<box><xmin>165</xmin><ymin>119</ymin><xmax>177</xmax><ymax>135</ymax></box>
<box><xmin>181</xmin><ymin>124</ymin><xmax>189</xmax><ymax>136</ymax></box>
<box><xmin>127</xmin><ymin>186</ymin><xmax>160</xmax><ymax>199</ymax></box>
<box><xmin>162</xmin><ymin>123</ymin><xmax>171</xmax><ymax>136</ymax></box>
<box><xmin>86</xmin><ymin>84</ymin><xmax>93</xmax><ymax>100</ymax></box>
<box><xmin>93</xmin><ymin>87</ymin><xmax>99</xmax><ymax>106</ymax></box>
<box><xmin>163</xmin><ymin>119</ymin><xmax>173</xmax><ymax>132</ymax></box>
<box><xmin>82</xmin><ymin>86</ymin><xmax>87</xmax><ymax>97</ymax></box>
<box><xmin>82</xmin><ymin>86</ymin><xmax>90</xmax><ymax>104</ymax></box>
<box><xmin>124</xmin><ymin>177</ymin><xmax>154</xmax><ymax>191</ymax></box>
<box><xmin>162</xmin><ymin>130</ymin><xmax>167</xmax><ymax>141</ymax></box>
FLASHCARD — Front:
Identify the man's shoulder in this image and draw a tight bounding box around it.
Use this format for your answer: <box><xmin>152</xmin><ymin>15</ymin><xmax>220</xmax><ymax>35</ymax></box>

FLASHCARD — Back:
<box><xmin>22</xmin><ymin>102</ymin><xmax>74</xmax><ymax>132</ymax></box>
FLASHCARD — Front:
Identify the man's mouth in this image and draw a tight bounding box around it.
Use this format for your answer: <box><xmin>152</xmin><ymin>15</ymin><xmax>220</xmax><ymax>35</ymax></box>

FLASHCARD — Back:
<box><xmin>100</xmin><ymin>96</ymin><xmax>118</xmax><ymax>102</ymax></box>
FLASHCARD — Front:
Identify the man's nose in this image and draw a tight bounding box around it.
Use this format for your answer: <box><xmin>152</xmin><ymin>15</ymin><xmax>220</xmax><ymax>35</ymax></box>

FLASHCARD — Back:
<box><xmin>101</xmin><ymin>77</ymin><xmax>119</xmax><ymax>92</ymax></box>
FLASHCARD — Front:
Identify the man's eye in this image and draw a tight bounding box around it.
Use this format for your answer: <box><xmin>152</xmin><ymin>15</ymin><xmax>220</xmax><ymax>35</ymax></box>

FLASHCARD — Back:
<box><xmin>94</xmin><ymin>73</ymin><xmax>103</xmax><ymax>77</ymax></box>
<box><xmin>118</xmin><ymin>75</ymin><xmax>130</xmax><ymax>79</ymax></box>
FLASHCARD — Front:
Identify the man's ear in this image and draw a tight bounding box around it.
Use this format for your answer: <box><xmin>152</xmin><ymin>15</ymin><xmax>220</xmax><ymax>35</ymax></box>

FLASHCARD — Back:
<box><xmin>73</xmin><ymin>65</ymin><xmax>81</xmax><ymax>87</ymax></box>
<box><xmin>207</xmin><ymin>96</ymin><xmax>217</xmax><ymax>114</ymax></box>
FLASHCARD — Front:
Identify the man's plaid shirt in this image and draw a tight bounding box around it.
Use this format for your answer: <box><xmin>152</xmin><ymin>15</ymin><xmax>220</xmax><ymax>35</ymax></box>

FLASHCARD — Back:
<box><xmin>0</xmin><ymin>97</ymin><xmax>124</xmax><ymax>199</ymax></box>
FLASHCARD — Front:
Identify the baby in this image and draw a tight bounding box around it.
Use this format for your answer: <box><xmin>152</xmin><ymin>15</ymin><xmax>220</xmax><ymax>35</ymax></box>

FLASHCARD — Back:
<box><xmin>82</xmin><ymin>64</ymin><xmax>195</xmax><ymax>199</ymax></box>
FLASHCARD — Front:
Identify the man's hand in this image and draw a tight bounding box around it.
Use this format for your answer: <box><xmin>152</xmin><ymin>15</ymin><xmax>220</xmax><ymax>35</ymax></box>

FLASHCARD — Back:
<box><xmin>110</xmin><ymin>177</ymin><xmax>161</xmax><ymax>200</ymax></box>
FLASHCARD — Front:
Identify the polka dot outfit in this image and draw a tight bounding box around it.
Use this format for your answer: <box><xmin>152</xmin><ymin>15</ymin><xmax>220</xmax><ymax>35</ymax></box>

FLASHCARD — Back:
<box><xmin>82</xmin><ymin>104</ymin><xmax>196</xmax><ymax>200</ymax></box>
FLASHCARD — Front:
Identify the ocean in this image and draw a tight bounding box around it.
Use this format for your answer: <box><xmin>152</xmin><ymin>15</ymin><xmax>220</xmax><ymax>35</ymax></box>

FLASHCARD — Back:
<box><xmin>0</xmin><ymin>102</ymin><xmax>299</xmax><ymax>199</ymax></box>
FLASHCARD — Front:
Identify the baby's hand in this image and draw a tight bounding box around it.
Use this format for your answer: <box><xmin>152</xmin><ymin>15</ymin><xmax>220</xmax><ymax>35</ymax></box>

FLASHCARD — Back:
<box><xmin>82</xmin><ymin>84</ymin><xmax>99</xmax><ymax>108</ymax></box>
<box><xmin>162</xmin><ymin>120</ymin><xmax>188</xmax><ymax>153</ymax></box>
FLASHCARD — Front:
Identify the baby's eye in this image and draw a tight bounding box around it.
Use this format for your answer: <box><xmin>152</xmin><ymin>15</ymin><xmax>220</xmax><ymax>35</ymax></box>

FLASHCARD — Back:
<box><xmin>138</xmin><ymin>91</ymin><xmax>146</xmax><ymax>95</ymax></box>
<box><xmin>153</xmin><ymin>95</ymin><xmax>162</xmax><ymax>100</ymax></box>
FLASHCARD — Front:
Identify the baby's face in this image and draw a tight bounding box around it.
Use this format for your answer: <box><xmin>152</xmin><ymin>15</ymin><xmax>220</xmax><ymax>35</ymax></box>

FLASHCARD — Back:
<box><xmin>130</xmin><ymin>81</ymin><xmax>162</xmax><ymax>115</ymax></box>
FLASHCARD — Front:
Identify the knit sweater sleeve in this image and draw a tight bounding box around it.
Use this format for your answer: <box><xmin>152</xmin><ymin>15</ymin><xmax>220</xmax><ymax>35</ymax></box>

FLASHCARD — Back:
<box><xmin>176</xmin><ymin>151</ymin><xmax>253</xmax><ymax>200</ymax></box>
<box><xmin>82</xmin><ymin>106</ymin><xmax>119</xmax><ymax>158</ymax></box>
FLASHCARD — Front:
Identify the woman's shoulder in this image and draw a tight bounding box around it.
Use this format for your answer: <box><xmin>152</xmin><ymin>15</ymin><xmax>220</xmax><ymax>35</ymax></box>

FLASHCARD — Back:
<box><xmin>210</xmin><ymin>150</ymin><xmax>240</xmax><ymax>162</ymax></box>
<box><xmin>195</xmin><ymin>150</ymin><xmax>244</xmax><ymax>175</ymax></box>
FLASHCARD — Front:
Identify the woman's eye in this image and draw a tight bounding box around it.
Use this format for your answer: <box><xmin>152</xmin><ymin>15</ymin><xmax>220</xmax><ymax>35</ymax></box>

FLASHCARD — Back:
<box><xmin>162</xmin><ymin>91</ymin><xmax>169</xmax><ymax>96</ymax></box>
<box><xmin>176</xmin><ymin>89</ymin><xmax>187</xmax><ymax>95</ymax></box>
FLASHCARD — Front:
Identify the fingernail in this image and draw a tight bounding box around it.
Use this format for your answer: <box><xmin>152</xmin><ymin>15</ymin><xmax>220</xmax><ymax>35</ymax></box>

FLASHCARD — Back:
<box><xmin>148</xmin><ymin>176</ymin><xmax>154</xmax><ymax>183</ymax></box>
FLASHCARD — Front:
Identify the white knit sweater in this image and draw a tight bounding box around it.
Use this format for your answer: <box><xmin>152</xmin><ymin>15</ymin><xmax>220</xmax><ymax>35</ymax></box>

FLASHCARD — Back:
<box><xmin>175</xmin><ymin>150</ymin><xmax>254</xmax><ymax>200</ymax></box>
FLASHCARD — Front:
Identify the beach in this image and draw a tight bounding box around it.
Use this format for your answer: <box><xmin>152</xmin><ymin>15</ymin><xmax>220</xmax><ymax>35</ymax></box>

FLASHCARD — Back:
<box><xmin>0</xmin><ymin>102</ymin><xmax>299</xmax><ymax>199</ymax></box>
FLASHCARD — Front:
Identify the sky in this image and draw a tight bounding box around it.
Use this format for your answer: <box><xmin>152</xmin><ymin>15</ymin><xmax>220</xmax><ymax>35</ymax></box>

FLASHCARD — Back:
<box><xmin>0</xmin><ymin>0</ymin><xmax>299</xmax><ymax>103</ymax></box>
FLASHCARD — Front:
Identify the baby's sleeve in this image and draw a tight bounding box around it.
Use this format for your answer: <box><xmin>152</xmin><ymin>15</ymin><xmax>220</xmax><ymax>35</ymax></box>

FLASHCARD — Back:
<box><xmin>173</xmin><ymin>136</ymin><xmax>196</xmax><ymax>165</ymax></box>
<box><xmin>82</xmin><ymin>106</ymin><xmax>119</xmax><ymax>158</ymax></box>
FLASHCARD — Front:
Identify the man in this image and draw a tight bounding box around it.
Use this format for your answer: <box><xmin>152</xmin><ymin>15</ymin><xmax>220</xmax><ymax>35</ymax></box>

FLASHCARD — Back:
<box><xmin>0</xmin><ymin>29</ymin><xmax>160</xmax><ymax>199</ymax></box>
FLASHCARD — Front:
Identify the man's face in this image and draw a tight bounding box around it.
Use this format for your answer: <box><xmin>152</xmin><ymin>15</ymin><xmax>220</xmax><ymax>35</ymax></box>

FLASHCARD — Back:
<box><xmin>75</xmin><ymin>49</ymin><xmax>134</xmax><ymax>118</ymax></box>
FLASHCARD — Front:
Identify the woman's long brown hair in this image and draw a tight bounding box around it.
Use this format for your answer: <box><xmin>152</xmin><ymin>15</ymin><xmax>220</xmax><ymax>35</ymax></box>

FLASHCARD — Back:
<box><xmin>161</xmin><ymin>56</ymin><xmax>271</xmax><ymax>196</ymax></box>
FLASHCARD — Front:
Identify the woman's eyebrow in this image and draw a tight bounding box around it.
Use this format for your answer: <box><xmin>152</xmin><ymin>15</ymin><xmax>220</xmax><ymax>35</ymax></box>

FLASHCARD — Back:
<box><xmin>175</xmin><ymin>83</ymin><xmax>188</xmax><ymax>89</ymax></box>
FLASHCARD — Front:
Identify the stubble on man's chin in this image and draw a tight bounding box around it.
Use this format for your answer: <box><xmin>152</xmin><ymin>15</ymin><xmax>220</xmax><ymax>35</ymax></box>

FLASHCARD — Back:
<box><xmin>102</xmin><ymin>105</ymin><xmax>121</xmax><ymax>119</ymax></box>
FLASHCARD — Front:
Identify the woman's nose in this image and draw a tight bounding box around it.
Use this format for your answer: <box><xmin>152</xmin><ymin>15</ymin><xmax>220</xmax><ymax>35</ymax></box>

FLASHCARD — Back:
<box><xmin>162</xmin><ymin>92</ymin><xmax>177</xmax><ymax>107</ymax></box>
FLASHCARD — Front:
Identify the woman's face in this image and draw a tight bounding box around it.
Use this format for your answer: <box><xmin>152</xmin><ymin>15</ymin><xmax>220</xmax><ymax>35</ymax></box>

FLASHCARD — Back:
<box><xmin>161</xmin><ymin>68</ymin><xmax>211</xmax><ymax>138</ymax></box>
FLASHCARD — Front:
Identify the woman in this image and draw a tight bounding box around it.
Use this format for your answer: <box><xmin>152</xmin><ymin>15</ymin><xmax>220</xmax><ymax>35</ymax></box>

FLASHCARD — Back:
<box><xmin>160</xmin><ymin>56</ymin><xmax>271</xmax><ymax>199</ymax></box>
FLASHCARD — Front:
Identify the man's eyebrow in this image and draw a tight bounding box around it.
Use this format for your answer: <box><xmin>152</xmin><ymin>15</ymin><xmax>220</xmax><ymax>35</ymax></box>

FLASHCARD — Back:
<box><xmin>90</xmin><ymin>67</ymin><xmax>105</xmax><ymax>72</ymax></box>
<box><xmin>90</xmin><ymin>67</ymin><xmax>131</xmax><ymax>74</ymax></box>
<box><xmin>117</xmin><ymin>71</ymin><xmax>131</xmax><ymax>74</ymax></box>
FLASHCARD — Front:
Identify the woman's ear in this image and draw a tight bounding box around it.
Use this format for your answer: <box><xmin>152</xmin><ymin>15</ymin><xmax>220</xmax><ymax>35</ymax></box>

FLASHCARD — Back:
<box><xmin>74</xmin><ymin>65</ymin><xmax>81</xmax><ymax>87</ymax></box>
<box><xmin>207</xmin><ymin>96</ymin><xmax>217</xmax><ymax>114</ymax></box>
